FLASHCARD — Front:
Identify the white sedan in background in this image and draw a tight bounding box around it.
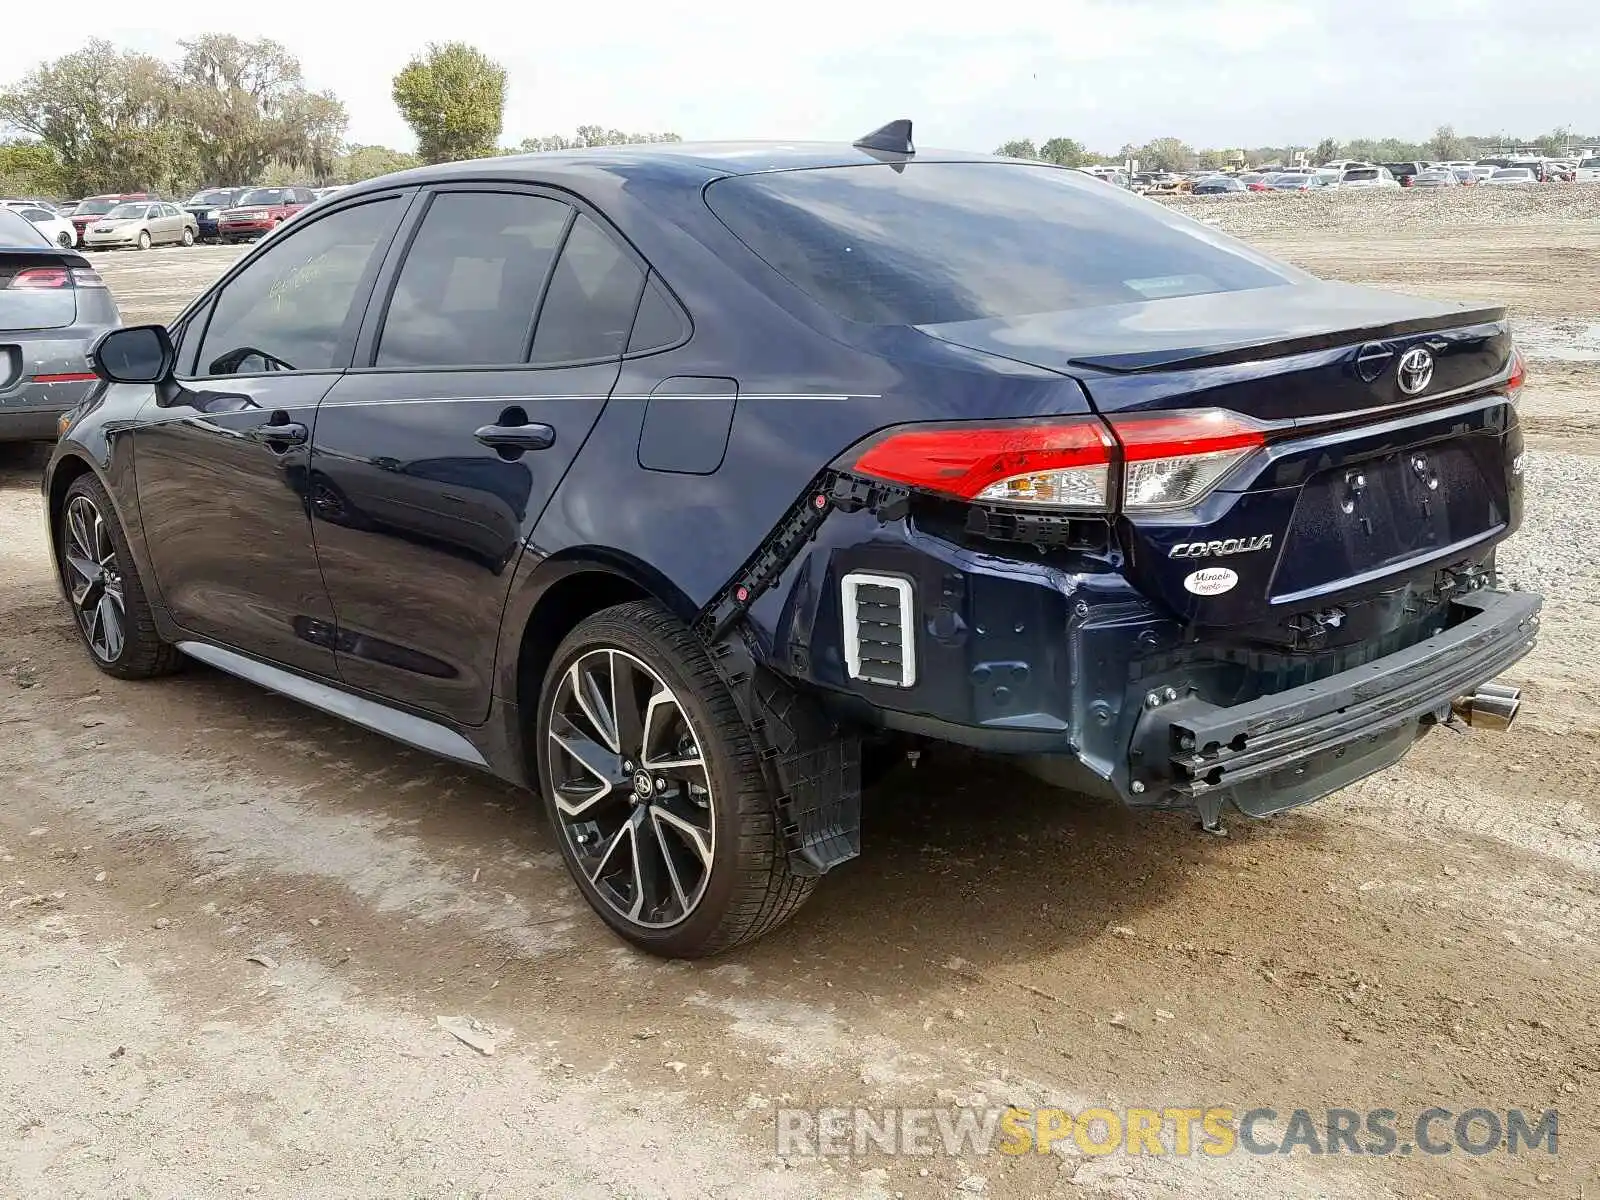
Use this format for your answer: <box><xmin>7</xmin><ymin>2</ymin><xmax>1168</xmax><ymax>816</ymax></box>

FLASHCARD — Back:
<box><xmin>1576</xmin><ymin>156</ymin><xmax>1600</xmax><ymax>183</ymax></box>
<box><xmin>10</xmin><ymin>204</ymin><xmax>77</xmax><ymax>247</ymax></box>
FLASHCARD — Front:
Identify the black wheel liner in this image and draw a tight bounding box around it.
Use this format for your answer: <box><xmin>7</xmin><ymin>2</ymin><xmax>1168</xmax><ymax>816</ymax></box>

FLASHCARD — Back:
<box><xmin>694</xmin><ymin>471</ymin><xmax>899</xmax><ymax>877</ymax></box>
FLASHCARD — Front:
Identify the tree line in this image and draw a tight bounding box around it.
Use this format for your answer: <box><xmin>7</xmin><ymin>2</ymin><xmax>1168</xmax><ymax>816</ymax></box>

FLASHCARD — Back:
<box><xmin>996</xmin><ymin>126</ymin><xmax>1600</xmax><ymax>172</ymax></box>
<box><xmin>0</xmin><ymin>37</ymin><xmax>681</xmax><ymax>198</ymax></box>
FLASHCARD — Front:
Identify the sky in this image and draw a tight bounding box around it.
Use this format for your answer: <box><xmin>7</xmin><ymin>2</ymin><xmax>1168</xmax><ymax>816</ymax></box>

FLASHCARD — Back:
<box><xmin>9</xmin><ymin>0</ymin><xmax>1599</xmax><ymax>154</ymax></box>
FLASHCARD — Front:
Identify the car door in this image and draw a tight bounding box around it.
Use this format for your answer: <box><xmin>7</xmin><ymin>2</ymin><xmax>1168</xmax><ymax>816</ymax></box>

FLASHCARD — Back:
<box><xmin>310</xmin><ymin>186</ymin><xmax>648</xmax><ymax>724</ymax></box>
<box><xmin>132</xmin><ymin>192</ymin><xmax>409</xmax><ymax>677</ymax></box>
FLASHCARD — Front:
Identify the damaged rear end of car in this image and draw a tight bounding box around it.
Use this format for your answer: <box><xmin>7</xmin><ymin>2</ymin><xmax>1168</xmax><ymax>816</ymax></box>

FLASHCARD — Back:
<box><xmin>701</xmin><ymin>158</ymin><xmax>1540</xmax><ymax>834</ymax></box>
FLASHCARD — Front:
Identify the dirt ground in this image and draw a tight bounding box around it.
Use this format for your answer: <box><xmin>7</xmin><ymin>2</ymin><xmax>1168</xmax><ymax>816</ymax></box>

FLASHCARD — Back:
<box><xmin>2</xmin><ymin>206</ymin><xmax>1597</xmax><ymax>1200</ymax></box>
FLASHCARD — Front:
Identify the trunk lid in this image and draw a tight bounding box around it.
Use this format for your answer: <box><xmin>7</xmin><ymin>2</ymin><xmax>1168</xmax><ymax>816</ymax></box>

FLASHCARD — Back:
<box><xmin>0</xmin><ymin>247</ymin><xmax>80</xmax><ymax>332</ymax></box>
<box><xmin>919</xmin><ymin>282</ymin><xmax>1520</xmax><ymax>631</ymax></box>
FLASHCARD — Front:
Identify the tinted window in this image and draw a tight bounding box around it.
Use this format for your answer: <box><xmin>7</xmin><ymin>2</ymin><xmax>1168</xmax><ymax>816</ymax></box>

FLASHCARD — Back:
<box><xmin>189</xmin><ymin>190</ymin><xmax>237</xmax><ymax>206</ymax></box>
<box><xmin>0</xmin><ymin>208</ymin><xmax>47</xmax><ymax>245</ymax></box>
<box><xmin>1581</xmin><ymin>158</ymin><xmax>1600</xmax><ymax>168</ymax></box>
<box><xmin>627</xmin><ymin>274</ymin><xmax>689</xmax><ymax>354</ymax></box>
<box><xmin>377</xmin><ymin>191</ymin><xmax>569</xmax><ymax>368</ymax></box>
<box><xmin>530</xmin><ymin>214</ymin><xmax>645</xmax><ymax>364</ymax></box>
<box><xmin>240</xmin><ymin>188</ymin><xmax>289</xmax><ymax>206</ymax></box>
<box><xmin>18</xmin><ymin>207</ymin><xmax>53</xmax><ymax>222</ymax></box>
<box><xmin>195</xmin><ymin>198</ymin><xmax>400</xmax><ymax>376</ymax></box>
<box><xmin>705</xmin><ymin>162</ymin><xmax>1292</xmax><ymax>326</ymax></box>
<box><xmin>1344</xmin><ymin>169</ymin><xmax>1378</xmax><ymax>181</ymax></box>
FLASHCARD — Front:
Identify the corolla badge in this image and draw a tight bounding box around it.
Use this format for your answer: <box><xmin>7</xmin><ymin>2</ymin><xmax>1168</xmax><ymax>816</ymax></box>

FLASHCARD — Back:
<box><xmin>1169</xmin><ymin>534</ymin><xmax>1273</xmax><ymax>559</ymax></box>
<box><xmin>1397</xmin><ymin>346</ymin><xmax>1435</xmax><ymax>395</ymax></box>
<box><xmin>1183</xmin><ymin>567</ymin><xmax>1238</xmax><ymax>596</ymax></box>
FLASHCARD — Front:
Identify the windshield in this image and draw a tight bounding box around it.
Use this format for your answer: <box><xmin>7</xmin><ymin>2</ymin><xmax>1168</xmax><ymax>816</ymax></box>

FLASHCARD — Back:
<box><xmin>75</xmin><ymin>198</ymin><xmax>119</xmax><ymax>215</ymax></box>
<box><xmin>239</xmin><ymin>188</ymin><xmax>289</xmax><ymax>206</ymax></box>
<box><xmin>1582</xmin><ymin>158</ymin><xmax>1600</xmax><ymax>169</ymax></box>
<box><xmin>189</xmin><ymin>190</ymin><xmax>237</xmax><ymax>206</ymax></box>
<box><xmin>704</xmin><ymin>162</ymin><xmax>1293</xmax><ymax>326</ymax></box>
<box><xmin>105</xmin><ymin>203</ymin><xmax>148</xmax><ymax>219</ymax></box>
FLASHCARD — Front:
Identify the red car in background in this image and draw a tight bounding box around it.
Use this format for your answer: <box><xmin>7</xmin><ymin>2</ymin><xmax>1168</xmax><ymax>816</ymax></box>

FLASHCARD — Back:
<box><xmin>217</xmin><ymin>186</ymin><xmax>318</xmax><ymax>243</ymax></box>
<box><xmin>69</xmin><ymin>193</ymin><xmax>154</xmax><ymax>246</ymax></box>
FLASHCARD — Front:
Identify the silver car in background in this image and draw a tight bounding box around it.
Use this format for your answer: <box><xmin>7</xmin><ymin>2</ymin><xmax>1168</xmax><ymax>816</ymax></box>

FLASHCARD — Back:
<box><xmin>81</xmin><ymin>201</ymin><xmax>199</xmax><ymax>251</ymax></box>
<box><xmin>0</xmin><ymin>207</ymin><xmax>120</xmax><ymax>441</ymax></box>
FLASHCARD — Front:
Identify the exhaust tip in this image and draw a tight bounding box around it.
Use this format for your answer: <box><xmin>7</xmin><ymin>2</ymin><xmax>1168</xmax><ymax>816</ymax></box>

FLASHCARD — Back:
<box><xmin>1451</xmin><ymin>681</ymin><xmax>1522</xmax><ymax>732</ymax></box>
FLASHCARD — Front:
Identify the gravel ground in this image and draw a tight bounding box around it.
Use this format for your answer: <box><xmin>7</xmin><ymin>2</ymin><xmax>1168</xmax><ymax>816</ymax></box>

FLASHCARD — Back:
<box><xmin>2</xmin><ymin>199</ymin><xmax>1597</xmax><ymax>1200</ymax></box>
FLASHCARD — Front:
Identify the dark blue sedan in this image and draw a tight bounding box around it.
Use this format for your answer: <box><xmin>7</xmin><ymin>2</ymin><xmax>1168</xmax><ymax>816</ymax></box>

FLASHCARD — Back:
<box><xmin>182</xmin><ymin>188</ymin><xmax>246</xmax><ymax>241</ymax></box>
<box><xmin>48</xmin><ymin>122</ymin><xmax>1538</xmax><ymax>955</ymax></box>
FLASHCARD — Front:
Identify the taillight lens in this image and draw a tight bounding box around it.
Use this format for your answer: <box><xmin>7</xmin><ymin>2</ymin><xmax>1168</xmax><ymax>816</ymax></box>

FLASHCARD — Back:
<box><xmin>71</xmin><ymin>267</ymin><xmax>106</xmax><ymax>288</ymax></box>
<box><xmin>1505</xmin><ymin>348</ymin><xmax>1525</xmax><ymax>405</ymax></box>
<box><xmin>9</xmin><ymin>266</ymin><xmax>71</xmax><ymax>289</ymax></box>
<box><xmin>1110</xmin><ymin>410</ymin><xmax>1266</xmax><ymax>512</ymax></box>
<box><xmin>851</xmin><ymin>420</ymin><xmax>1115</xmax><ymax>509</ymax></box>
<box><xmin>847</xmin><ymin>409</ymin><xmax>1267</xmax><ymax>514</ymax></box>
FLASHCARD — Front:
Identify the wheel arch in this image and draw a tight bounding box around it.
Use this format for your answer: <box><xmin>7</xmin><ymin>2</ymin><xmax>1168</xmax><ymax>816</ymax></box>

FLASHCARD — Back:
<box><xmin>497</xmin><ymin>548</ymin><xmax>700</xmax><ymax>781</ymax></box>
<box><xmin>44</xmin><ymin>453</ymin><xmax>100</xmax><ymax>578</ymax></box>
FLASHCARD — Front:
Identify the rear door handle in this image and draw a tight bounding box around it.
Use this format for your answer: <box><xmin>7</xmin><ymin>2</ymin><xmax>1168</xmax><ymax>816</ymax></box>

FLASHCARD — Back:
<box><xmin>245</xmin><ymin>420</ymin><xmax>308</xmax><ymax>447</ymax></box>
<box><xmin>474</xmin><ymin>422</ymin><xmax>555</xmax><ymax>452</ymax></box>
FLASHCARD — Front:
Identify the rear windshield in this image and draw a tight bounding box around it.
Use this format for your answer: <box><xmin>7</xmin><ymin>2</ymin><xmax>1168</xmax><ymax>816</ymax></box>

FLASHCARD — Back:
<box><xmin>1493</xmin><ymin>170</ymin><xmax>1533</xmax><ymax>179</ymax></box>
<box><xmin>703</xmin><ymin>162</ymin><xmax>1293</xmax><ymax>326</ymax></box>
<box><xmin>1344</xmin><ymin>169</ymin><xmax>1378</xmax><ymax>180</ymax></box>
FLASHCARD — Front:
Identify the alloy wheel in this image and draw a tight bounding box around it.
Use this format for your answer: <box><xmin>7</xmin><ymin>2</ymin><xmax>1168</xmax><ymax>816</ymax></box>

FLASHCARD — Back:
<box><xmin>62</xmin><ymin>494</ymin><xmax>125</xmax><ymax>663</ymax></box>
<box><xmin>547</xmin><ymin>648</ymin><xmax>715</xmax><ymax>929</ymax></box>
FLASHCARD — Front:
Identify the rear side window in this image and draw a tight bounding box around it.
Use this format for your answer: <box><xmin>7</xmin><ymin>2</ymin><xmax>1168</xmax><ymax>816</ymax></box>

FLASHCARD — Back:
<box><xmin>704</xmin><ymin>162</ymin><xmax>1293</xmax><ymax>326</ymax></box>
<box><xmin>196</xmin><ymin>198</ymin><xmax>401</xmax><ymax>376</ymax></box>
<box><xmin>627</xmin><ymin>274</ymin><xmax>689</xmax><ymax>354</ymax></box>
<box><xmin>377</xmin><ymin>191</ymin><xmax>570</xmax><ymax>368</ymax></box>
<box><xmin>530</xmin><ymin>214</ymin><xmax>646</xmax><ymax>364</ymax></box>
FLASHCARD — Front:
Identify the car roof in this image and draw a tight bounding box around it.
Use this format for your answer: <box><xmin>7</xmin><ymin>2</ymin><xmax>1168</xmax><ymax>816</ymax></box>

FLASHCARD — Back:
<box><xmin>353</xmin><ymin>140</ymin><xmax>1001</xmax><ymax>196</ymax></box>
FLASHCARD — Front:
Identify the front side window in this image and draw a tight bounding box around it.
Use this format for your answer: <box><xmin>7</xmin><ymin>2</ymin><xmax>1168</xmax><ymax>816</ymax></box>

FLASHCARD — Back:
<box><xmin>529</xmin><ymin>214</ymin><xmax>646</xmax><ymax>364</ymax></box>
<box><xmin>195</xmin><ymin>198</ymin><xmax>401</xmax><ymax>377</ymax></box>
<box><xmin>705</xmin><ymin>162</ymin><xmax>1294</xmax><ymax>326</ymax></box>
<box><xmin>376</xmin><ymin>191</ymin><xmax>570</xmax><ymax>368</ymax></box>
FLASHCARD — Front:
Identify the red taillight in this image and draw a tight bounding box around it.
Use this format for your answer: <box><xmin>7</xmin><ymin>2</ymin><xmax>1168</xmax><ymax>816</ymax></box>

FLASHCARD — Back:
<box><xmin>9</xmin><ymin>267</ymin><xmax>71</xmax><ymax>289</ymax></box>
<box><xmin>849</xmin><ymin>410</ymin><xmax>1268</xmax><ymax>514</ymax></box>
<box><xmin>1110</xmin><ymin>410</ymin><xmax>1266</xmax><ymax>512</ymax></box>
<box><xmin>852</xmin><ymin>420</ymin><xmax>1116</xmax><ymax>509</ymax></box>
<box><xmin>1505</xmin><ymin>348</ymin><xmax>1526</xmax><ymax>404</ymax></box>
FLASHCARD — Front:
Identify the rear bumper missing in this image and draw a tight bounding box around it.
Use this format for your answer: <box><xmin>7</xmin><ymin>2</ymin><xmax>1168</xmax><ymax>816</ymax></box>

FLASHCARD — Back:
<box><xmin>1129</xmin><ymin>587</ymin><xmax>1541</xmax><ymax>818</ymax></box>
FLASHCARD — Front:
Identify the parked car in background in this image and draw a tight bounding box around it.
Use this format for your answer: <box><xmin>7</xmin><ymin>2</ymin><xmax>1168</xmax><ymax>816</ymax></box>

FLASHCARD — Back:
<box><xmin>1576</xmin><ymin>156</ymin><xmax>1600</xmax><ymax>183</ymax></box>
<box><xmin>1339</xmin><ymin>166</ymin><xmax>1402</xmax><ymax>189</ymax></box>
<box><xmin>314</xmin><ymin>185</ymin><xmax>347</xmax><ymax>201</ymax></box>
<box><xmin>1267</xmin><ymin>173</ymin><xmax>1328</xmax><ymax>191</ymax></box>
<box><xmin>0</xmin><ymin>206</ymin><xmax>119</xmax><ymax>442</ymax></box>
<box><xmin>56</xmin><ymin>201</ymin><xmax>81</xmax><ymax>217</ymax></box>
<box><xmin>1482</xmin><ymin>168</ymin><xmax>1539</xmax><ymax>187</ymax></box>
<box><xmin>1410</xmin><ymin>169</ymin><xmax>1460</xmax><ymax>189</ymax></box>
<box><xmin>68</xmin><ymin>194</ymin><xmax>154</xmax><ymax>246</ymax></box>
<box><xmin>1191</xmin><ymin>175</ymin><xmax>1246</xmax><ymax>194</ymax></box>
<box><xmin>218</xmin><ymin>186</ymin><xmax>318</xmax><ymax>242</ymax></box>
<box><xmin>3</xmin><ymin>198</ymin><xmax>62</xmax><ymax>214</ymax></box>
<box><xmin>1381</xmin><ymin>161</ymin><xmax>1425</xmax><ymax>187</ymax></box>
<box><xmin>14</xmin><ymin>205</ymin><xmax>78</xmax><ymax>247</ymax></box>
<box><xmin>82</xmin><ymin>202</ymin><xmax>199</xmax><ymax>251</ymax></box>
<box><xmin>183</xmin><ymin>188</ymin><xmax>246</xmax><ymax>242</ymax></box>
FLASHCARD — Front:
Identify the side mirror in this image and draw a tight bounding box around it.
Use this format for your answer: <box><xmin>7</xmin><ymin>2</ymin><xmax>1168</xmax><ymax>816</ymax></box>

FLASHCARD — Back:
<box><xmin>88</xmin><ymin>324</ymin><xmax>175</xmax><ymax>385</ymax></box>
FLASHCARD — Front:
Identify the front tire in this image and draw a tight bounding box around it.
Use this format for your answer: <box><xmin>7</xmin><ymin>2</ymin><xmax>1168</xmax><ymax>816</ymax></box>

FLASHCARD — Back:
<box><xmin>58</xmin><ymin>474</ymin><xmax>180</xmax><ymax>679</ymax></box>
<box><xmin>181</xmin><ymin>227</ymin><xmax>195</xmax><ymax>246</ymax></box>
<box><xmin>537</xmin><ymin>600</ymin><xmax>814</xmax><ymax>956</ymax></box>
<box><xmin>136</xmin><ymin>230</ymin><xmax>151</xmax><ymax>251</ymax></box>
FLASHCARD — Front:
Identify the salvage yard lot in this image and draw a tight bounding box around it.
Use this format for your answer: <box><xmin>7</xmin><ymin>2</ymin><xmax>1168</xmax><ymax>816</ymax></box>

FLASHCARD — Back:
<box><xmin>2</xmin><ymin>189</ymin><xmax>1597</xmax><ymax>1199</ymax></box>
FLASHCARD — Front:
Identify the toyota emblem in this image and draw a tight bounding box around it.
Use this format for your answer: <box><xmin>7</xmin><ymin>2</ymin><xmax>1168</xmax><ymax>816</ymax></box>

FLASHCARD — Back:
<box><xmin>1396</xmin><ymin>347</ymin><xmax>1435</xmax><ymax>395</ymax></box>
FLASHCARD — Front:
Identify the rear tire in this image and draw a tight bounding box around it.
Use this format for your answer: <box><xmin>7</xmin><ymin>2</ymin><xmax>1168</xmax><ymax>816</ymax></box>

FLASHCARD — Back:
<box><xmin>56</xmin><ymin>230</ymin><xmax>72</xmax><ymax>248</ymax></box>
<box><xmin>58</xmin><ymin>474</ymin><xmax>181</xmax><ymax>680</ymax></box>
<box><xmin>536</xmin><ymin>600</ymin><xmax>815</xmax><ymax>957</ymax></box>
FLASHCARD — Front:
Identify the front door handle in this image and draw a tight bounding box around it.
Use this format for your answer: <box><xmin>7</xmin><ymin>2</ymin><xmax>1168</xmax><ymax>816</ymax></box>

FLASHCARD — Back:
<box><xmin>245</xmin><ymin>419</ymin><xmax>308</xmax><ymax>447</ymax></box>
<box><xmin>474</xmin><ymin>422</ymin><xmax>555</xmax><ymax>453</ymax></box>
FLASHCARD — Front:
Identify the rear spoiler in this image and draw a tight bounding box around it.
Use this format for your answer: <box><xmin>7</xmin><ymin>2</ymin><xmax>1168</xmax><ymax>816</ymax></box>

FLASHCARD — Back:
<box><xmin>1069</xmin><ymin>304</ymin><xmax>1508</xmax><ymax>375</ymax></box>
